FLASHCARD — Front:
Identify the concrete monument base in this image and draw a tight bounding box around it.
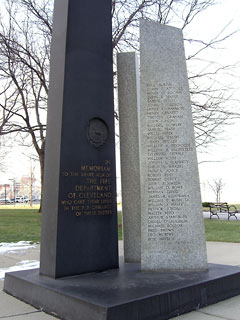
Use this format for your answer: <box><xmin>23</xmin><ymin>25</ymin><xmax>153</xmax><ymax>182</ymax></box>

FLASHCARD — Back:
<box><xmin>4</xmin><ymin>260</ymin><xmax>240</xmax><ymax>320</ymax></box>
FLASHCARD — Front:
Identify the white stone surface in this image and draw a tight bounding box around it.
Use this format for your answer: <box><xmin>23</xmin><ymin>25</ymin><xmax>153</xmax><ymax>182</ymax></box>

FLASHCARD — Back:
<box><xmin>206</xmin><ymin>241</ymin><xmax>240</xmax><ymax>266</ymax></box>
<box><xmin>0</xmin><ymin>289</ymin><xmax>37</xmax><ymax>317</ymax></box>
<box><xmin>172</xmin><ymin>310</ymin><xmax>225</xmax><ymax>319</ymax></box>
<box><xmin>117</xmin><ymin>52</ymin><xmax>141</xmax><ymax>262</ymax></box>
<box><xmin>199</xmin><ymin>295</ymin><xmax>240</xmax><ymax>320</ymax></box>
<box><xmin>140</xmin><ymin>20</ymin><xmax>208</xmax><ymax>271</ymax></box>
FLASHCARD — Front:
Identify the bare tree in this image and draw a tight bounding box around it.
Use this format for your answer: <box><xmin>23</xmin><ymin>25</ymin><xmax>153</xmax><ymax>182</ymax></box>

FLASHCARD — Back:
<box><xmin>19</xmin><ymin>156</ymin><xmax>36</xmax><ymax>206</ymax></box>
<box><xmin>0</xmin><ymin>136</ymin><xmax>9</xmax><ymax>173</ymax></box>
<box><xmin>112</xmin><ymin>0</ymin><xmax>240</xmax><ymax>148</ymax></box>
<box><xmin>0</xmin><ymin>0</ymin><xmax>51</xmax><ymax>210</ymax></box>
<box><xmin>209</xmin><ymin>178</ymin><xmax>225</xmax><ymax>203</ymax></box>
<box><xmin>0</xmin><ymin>0</ymin><xmax>239</xmax><ymax>211</ymax></box>
<box><xmin>28</xmin><ymin>157</ymin><xmax>36</xmax><ymax>207</ymax></box>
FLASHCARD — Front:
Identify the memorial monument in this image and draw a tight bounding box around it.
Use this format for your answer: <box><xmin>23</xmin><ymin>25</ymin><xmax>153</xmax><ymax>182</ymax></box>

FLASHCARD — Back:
<box><xmin>39</xmin><ymin>0</ymin><xmax>119</xmax><ymax>279</ymax></box>
<box><xmin>117</xmin><ymin>52</ymin><xmax>141</xmax><ymax>263</ymax></box>
<box><xmin>3</xmin><ymin>2</ymin><xmax>240</xmax><ymax>320</ymax></box>
<box><xmin>139</xmin><ymin>20</ymin><xmax>208</xmax><ymax>271</ymax></box>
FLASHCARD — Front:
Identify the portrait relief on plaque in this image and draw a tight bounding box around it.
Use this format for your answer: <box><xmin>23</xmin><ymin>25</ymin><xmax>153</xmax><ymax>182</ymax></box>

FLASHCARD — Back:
<box><xmin>87</xmin><ymin>118</ymin><xmax>109</xmax><ymax>148</ymax></box>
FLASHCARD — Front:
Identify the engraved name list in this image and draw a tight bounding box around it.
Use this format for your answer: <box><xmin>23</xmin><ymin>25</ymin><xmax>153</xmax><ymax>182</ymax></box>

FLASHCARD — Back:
<box><xmin>146</xmin><ymin>81</ymin><xmax>192</xmax><ymax>244</ymax></box>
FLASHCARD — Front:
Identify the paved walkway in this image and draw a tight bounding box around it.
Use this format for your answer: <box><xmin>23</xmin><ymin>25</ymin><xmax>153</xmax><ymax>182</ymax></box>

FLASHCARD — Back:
<box><xmin>0</xmin><ymin>241</ymin><xmax>240</xmax><ymax>319</ymax></box>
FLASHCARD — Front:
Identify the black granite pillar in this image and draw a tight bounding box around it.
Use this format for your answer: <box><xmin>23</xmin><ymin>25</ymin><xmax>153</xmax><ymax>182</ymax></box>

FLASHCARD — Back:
<box><xmin>40</xmin><ymin>0</ymin><xmax>118</xmax><ymax>278</ymax></box>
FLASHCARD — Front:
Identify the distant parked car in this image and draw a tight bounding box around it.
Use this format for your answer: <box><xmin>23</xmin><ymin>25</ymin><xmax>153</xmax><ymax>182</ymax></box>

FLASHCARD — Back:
<box><xmin>23</xmin><ymin>197</ymin><xmax>29</xmax><ymax>203</ymax></box>
<box><xmin>15</xmin><ymin>196</ymin><xmax>23</xmax><ymax>203</ymax></box>
<box><xmin>0</xmin><ymin>198</ymin><xmax>12</xmax><ymax>204</ymax></box>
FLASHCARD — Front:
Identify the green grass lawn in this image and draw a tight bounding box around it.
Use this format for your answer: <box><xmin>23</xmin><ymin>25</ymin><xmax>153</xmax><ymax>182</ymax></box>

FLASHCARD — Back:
<box><xmin>0</xmin><ymin>208</ymin><xmax>123</xmax><ymax>243</ymax></box>
<box><xmin>0</xmin><ymin>208</ymin><xmax>41</xmax><ymax>243</ymax></box>
<box><xmin>204</xmin><ymin>219</ymin><xmax>240</xmax><ymax>243</ymax></box>
<box><xmin>0</xmin><ymin>208</ymin><xmax>239</xmax><ymax>243</ymax></box>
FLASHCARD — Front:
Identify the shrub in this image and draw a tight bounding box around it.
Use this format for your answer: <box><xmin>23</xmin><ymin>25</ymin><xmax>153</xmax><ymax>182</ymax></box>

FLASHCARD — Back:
<box><xmin>202</xmin><ymin>202</ymin><xmax>211</xmax><ymax>208</ymax></box>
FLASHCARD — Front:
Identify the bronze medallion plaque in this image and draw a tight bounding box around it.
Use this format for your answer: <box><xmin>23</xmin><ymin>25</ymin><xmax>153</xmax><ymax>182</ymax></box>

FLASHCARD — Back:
<box><xmin>87</xmin><ymin>118</ymin><xmax>108</xmax><ymax>148</ymax></box>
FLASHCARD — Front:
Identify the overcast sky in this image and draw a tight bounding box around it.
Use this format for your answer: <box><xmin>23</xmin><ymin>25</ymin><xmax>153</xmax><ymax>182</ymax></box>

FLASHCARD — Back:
<box><xmin>192</xmin><ymin>0</ymin><xmax>240</xmax><ymax>202</ymax></box>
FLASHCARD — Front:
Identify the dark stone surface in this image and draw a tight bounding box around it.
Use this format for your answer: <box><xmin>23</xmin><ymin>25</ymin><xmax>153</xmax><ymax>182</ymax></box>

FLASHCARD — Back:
<box><xmin>40</xmin><ymin>0</ymin><xmax>118</xmax><ymax>278</ymax></box>
<box><xmin>4</xmin><ymin>262</ymin><xmax>240</xmax><ymax>320</ymax></box>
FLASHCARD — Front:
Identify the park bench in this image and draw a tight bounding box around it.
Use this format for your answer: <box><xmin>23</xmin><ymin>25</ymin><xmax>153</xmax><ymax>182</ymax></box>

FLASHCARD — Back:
<box><xmin>209</xmin><ymin>202</ymin><xmax>238</xmax><ymax>220</ymax></box>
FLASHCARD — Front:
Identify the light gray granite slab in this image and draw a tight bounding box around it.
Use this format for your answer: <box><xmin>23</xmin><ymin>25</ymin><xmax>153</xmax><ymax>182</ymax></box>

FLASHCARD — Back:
<box><xmin>117</xmin><ymin>52</ymin><xmax>141</xmax><ymax>262</ymax></box>
<box><xmin>139</xmin><ymin>20</ymin><xmax>208</xmax><ymax>271</ymax></box>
